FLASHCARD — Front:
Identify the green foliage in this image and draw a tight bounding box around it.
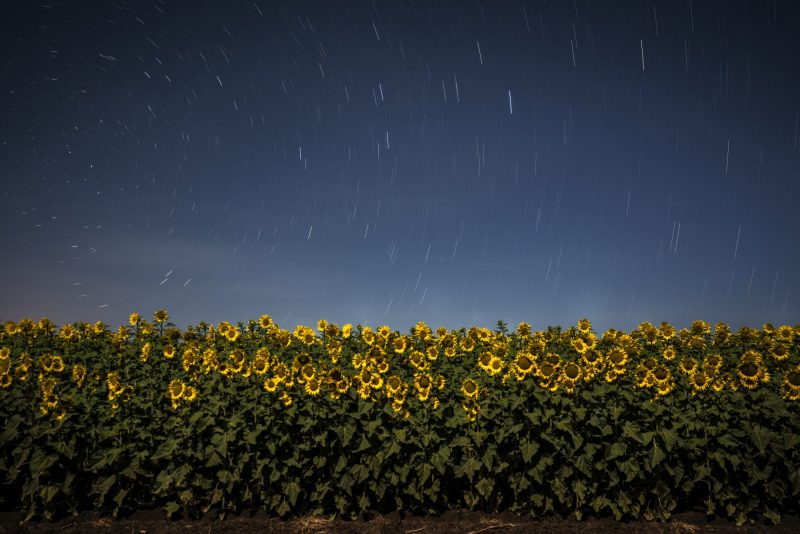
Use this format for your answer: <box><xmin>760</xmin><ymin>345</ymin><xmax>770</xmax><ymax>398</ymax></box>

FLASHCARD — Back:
<box><xmin>0</xmin><ymin>316</ymin><xmax>798</xmax><ymax>524</ymax></box>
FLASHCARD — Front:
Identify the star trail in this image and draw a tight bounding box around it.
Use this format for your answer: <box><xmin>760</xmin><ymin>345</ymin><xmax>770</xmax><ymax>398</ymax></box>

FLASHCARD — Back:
<box><xmin>1</xmin><ymin>0</ymin><xmax>798</xmax><ymax>333</ymax></box>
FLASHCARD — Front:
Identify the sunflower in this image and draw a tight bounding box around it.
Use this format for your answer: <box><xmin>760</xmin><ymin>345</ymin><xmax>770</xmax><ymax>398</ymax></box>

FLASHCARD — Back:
<box><xmin>702</xmin><ymin>353</ymin><xmax>723</xmax><ymax>374</ymax></box>
<box><xmin>426</xmin><ymin>346</ymin><xmax>439</xmax><ymax>360</ymax></box>
<box><xmin>386</xmin><ymin>375</ymin><xmax>404</xmax><ymax>397</ymax></box>
<box><xmin>278</xmin><ymin>391</ymin><xmax>293</xmax><ymax>406</ymax></box>
<box><xmin>560</xmin><ymin>362</ymin><xmax>582</xmax><ymax>393</ymax></box>
<box><xmin>577</xmin><ymin>318</ymin><xmax>592</xmax><ymax>334</ymax></box>
<box><xmin>163</xmin><ymin>345</ymin><xmax>176</xmax><ymax>359</ymax></box>
<box><xmin>460</xmin><ymin>337</ymin><xmax>476</xmax><ymax>353</ymax></box>
<box><xmin>689</xmin><ymin>371</ymin><xmax>710</xmax><ymax>393</ymax></box>
<box><xmin>713</xmin><ymin>322</ymin><xmax>731</xmax><ymax>343</ymax></box>
<box><xmin>513</xmin><ymin>353</ymin><xmax>535</xmax><ymax>379</ymax></box>
<box><xmin>335</xmin><ymin>379</ymin><xmax>350</xmax><ymax>394</ymax></box>
<box><xmin>737</xmin><ymin>361</ymin><xmax>766</xmax><ymax>390</ymax></box>
<box><xmin>273</xmin><ymin>363</ymin><xmax>290</xmax><ymax>382</ymax></box>
<box><xmin>635</xmin><ymin>368</ymin><xmax>653</xmax><ymax>389</ymax></box>
<box><xmin>391</xmin><ymin>398</ymin><xmax>405</xmax><ymax>414</ymax></box>
<box><xmin>607</xmin><ymin>348</ymin><xmax>629</xmax><ymax>369</ymax></box>
<box><xmin>0</xmin><ymin>374</ymin><xmax>11</xmax><ymax>389</ymax></box>
<box><xmin>777</xmin><ymin>325</ymin><xmax>795</xmax><ymax>343</ymax></box>
<box><xmin>377</xmin><ymin>325</ymin><xmax>392</xmax><ymax>341</ymax></box>
<box><xmin>305</xmin><ymin>377</ymin><xmax>322</xmax><ymax>396</ymax></box>
<box><xmin>360</xmin><ymin>328</ymin><xmax>376</xmax><ymax>346</ymax></box>
<box><xmin>365</xmin><ymin>345</ymin><xmax>382</xmax><ymax>365</ymax></box>
<box><xmin>300</xmin><ymin>363</ymin><xmax>316</xmax><ymax>381</ymax></box>
<box><xmin>376</xmin><ymin>358</ymin><xmax>389</xmax><ymax>374</ymax></box>
<box><xmin>678</xmin><ymin>357</ymin><xmax>699</xmax><ymax>376</ymax></box>
<box><xmin>369</xmin><ymin>373</ymin><xmax>383</xmax><ymax>390</ymax></box>
<box><xmin>415</xmin><ymin>373</ymin><xmax>432</xmax><ymax>393</ymax></box>
<box><xmin>486</xmin><ymin>356</ymin><xmax>504</xmax><ymax>377</ymax></box>
<box><xmin>572</xmin><ymin>338</ymin><xmax>588</xmax><ymax>355</ymax></box>
<box><xmin>258</xmin><ymin>314</ymin><xmax>273</xmax><ymax>329</ymax></box>
<box><xmin>461</xmin><ymin>378</ymin><xmax>480</xmax><ymax>399</ymax></box>
<box><xmin>168</xmin><ymin>379</ymin><xmax>185</xmax><ymax>400</ymax></box>
<box><xmin>691</xmin><ymin>320</ymin><xmax>711</xmax><ymax>336</ymax></box>
<box><xmin>655</xmin><ymin>379</ymin><xmax>674</xmax><ymax>396</ymax></box>
<box><xmin>72</xmin><ymin>363</ymin><xmax>87</xmax><ymax>387</ymax></box>
<box><xmin>517</xmin><ymin>322</ymin><xmax>532</xmax><ymax>337</ymax></box>
<box><xmin>661</xmin><ymin>346</ymin><xmax>677</xmax><ymax>361</ymax></box>
<box><xmin>184</xmin><ymin>385</ymin><xmax>198</xmax><ymax>402</ymax></box>
<box><xmin>443</xmin><ymin>345</ymin><xmax>456</xmax><ymax>358</ymax></box>
<box><xmin>107</xmin><ymin>372</ymin><xmax>122</xmax><ymax>393</ymax></box>
<box><xmin>154</xmin><ymin>309</ymin><xmax>169</xmax><ymax>323</ymax></box>
<box><xmin>653</xmin><ymin>365</ymin><xmax>671</xmax><ymax>386</ymax></box>
<box><xmin>461</xmin><ymin>398</ymin><xmax>480</xmax><ymax>422</ymax></box>
<box><xmin>59</xmin><ymin>324</ymin><xmax>77</xmax><ymax>341</ymax></box>
<box><xmin>408</xmin><ymin>351</ymin><xmax>425</xmax><ymax>371</ymax></box>
<box><xmin>580</xmin><ymin>350</ymin><xmax>602</xmax><ymax>372</ymax></box>
<box><xmin>140</xmin><ymin>342</ymin><xmax>152</xmax><ymax>363</ymax></box>
<box><xmin>341</xmin><ymin>323</ymin><xmax>352</xmax><ymax>338</ymax></box>
<box><xmin>535</xmin><ymin>361</ymin><xmax>558</xmax><ymax>382</ymax></box>
<box><xmin>93</xmin><ymin>321</ymin><xmax>105</xmax><ymax>335</ymax></box>
<box><xmin>251</xmin><ymin>355</ymin><xmax>269</xmax><ymax>375</ymax></box>
<box><xmin>392</xmin><ymin>336</ymin><xmax>407</xmax><ymax>354</ymax></box>
<box><xmin>770</xmin><ymin>343</ymin><xmax>791</xmax><ymax>362</ymax></box>
<box><xmin>781</xmin><ymin>369</ymin><xmax>800</xmax><ymax>401</ymax></box>
<box><xmin>742</xmin><ymin>350</ymin><xmax>763</xmax><ymax>364</ymax></box>
<box><xmin>129</xmin><ymin>312</ymin><xmax>141</xmax><ymax>326</ymax></box>
<box><xmin>224</xmin><ymin>328</ymin><xmax>240</xmax><ymax>342</ymax></box>
<box><xmin>477</xmin><ymin>352</ymin><xmax>493</xmax><ymax>373</ymax></box>
<box><xmin>435</xmin><ymin>374</ymin><xmax>446</xmax><ymax>390</ymax></box>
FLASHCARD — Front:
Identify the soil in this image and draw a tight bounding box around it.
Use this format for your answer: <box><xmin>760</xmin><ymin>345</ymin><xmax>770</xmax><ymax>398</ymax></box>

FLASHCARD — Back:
<box><xmin>1</xmin><ymin>510</ymin><xmax>798</xmax><ymax>534</ymax></box>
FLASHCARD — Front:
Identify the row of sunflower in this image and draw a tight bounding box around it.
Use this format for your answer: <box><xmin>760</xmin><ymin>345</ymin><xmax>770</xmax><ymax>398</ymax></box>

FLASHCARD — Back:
<box><xmin>0</xmin><ymin>314</ymin><xmax>799</xmax><ymax>523</ymax></box>
<box><xmin>2</xmin><ymin>313</ymin><xmax>800</xmax><ymax>420</ymax></box>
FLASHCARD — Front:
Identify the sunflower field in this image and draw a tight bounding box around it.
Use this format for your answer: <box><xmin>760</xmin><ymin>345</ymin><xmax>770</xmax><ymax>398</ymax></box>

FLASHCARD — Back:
<box><xmin>1</xmin><ymin>313</ymin><xmax>799</xmax><ymax>525</ymax></box>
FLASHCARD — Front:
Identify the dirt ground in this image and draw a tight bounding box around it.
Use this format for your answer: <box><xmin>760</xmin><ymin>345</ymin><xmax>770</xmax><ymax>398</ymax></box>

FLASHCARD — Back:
<box><xmin>1</xmin><ymin>510</ymin><xmax>798</xmax><ymax>534</ymax></box>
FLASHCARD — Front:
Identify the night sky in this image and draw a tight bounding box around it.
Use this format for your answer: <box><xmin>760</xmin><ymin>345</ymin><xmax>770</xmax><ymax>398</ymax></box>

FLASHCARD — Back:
<box><xmin>2</xmin><ymin>1</ymin><xmax>799</xmax><ymax>334</ymax></box>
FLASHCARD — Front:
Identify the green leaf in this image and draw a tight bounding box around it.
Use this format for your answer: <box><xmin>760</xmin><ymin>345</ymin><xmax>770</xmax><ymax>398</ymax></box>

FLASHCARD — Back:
<box><xmin>455</xmin><ymin>457</ymin><xmax>482</xmax><ymax>482</ymax></box>
<box><xmin>285</xmin><ymin>481</ymin><xmax>301</xmax><ymax>506</ymax></box>
<box><xmin>475</xmin><ymin>478</ymin><xmax>494</xmax><ymax>498</ymax></box>
<box><xmin>520</xmin><ymin>439</ymin><xmax>539</xmax><ymax>463</ymax></box>
<box><xmin>747</xmin><ymin>424</ymin><xmax>769</xmax><ymax>453</ymax></box>
<box><xmin>622</xmin><ymin>422</ymin><xmax>645</xmax><ymax>444</ymax></box>
<box><xmin>648</xmin><ymin>442</ymin><xmax>666</xmax><ymax>469</ymax></box>
<box><xmin>659</xmin><ymin>428</ymin><xmax>679</xmax><ymax>451</ymax></box>
<box><xmin>431</xmin><ymin>445</ymin><xmax>450</xmax><ymax>475</ymax></box>
<box><xmin>339</xmin><ymin>424</ymin><xmax>356</xmax><ymax>447</ymax></box>
<box><xmin>607</xmin><ymin>442</ymin><xmax>627</xmax><ymax>460</ymax></box>
<box><xmin>165</xmin><ymin>501</ymin><xmax>180</xmax><ymax>517</ymax></box>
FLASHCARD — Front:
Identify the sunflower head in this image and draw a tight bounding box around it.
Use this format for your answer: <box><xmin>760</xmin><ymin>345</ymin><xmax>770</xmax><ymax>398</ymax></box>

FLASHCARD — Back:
<box><xmin>154</xmin><ymin>309</ymin><xmax>169</xmax><ymax>324</ymax></box>
<box><xmin>168</xmin><ymin>379</ymin><xmax>185</xmax><ymax>400</ymax></box>
<box><xmin>184</xmin><ymin>385</ymin><xmax>198</xmax><ymax>402</ymax></box>
<box><xmin>258</xmin><ymin>314</ymin><xmax>273</xmax><ymax>329</ymax></box>
<box><xmin>770</xmin><ymin>343</ymin><xmax>791</xmax><ymax>362</ymax></box>
<box><xmin>304</xmin><ymin>377</ymin><xmax>322</xmax><ymax>396</ymax></box>
<box><xmin>515</xmin><ymin>353</ymin><xmax>534</xmax><ymax>376</ymax></box>
<box><xmin>608</xmin><ymin>348</ymin><xmax>628</xmax><ymax>368</ymax></box>
<box><xmin>691</xmin><ymin>320</ymin><xmax>711</xmax><ymax>336</ymax></box>
<box><xmin>461</xmin><ymin>378</ymin><xmax>480</xmax><ymax>399</ymax></box>
<box><xmin>690</xmin><ymin>371</ymin><xmax>709</xmax><ymax>393</ymax></box>
<box><xmin>460</xmin><ymin>337</ymin><xmax>476</xmax><ymax>353</ymax></box>
<box><xmin>679</xmin><ymin>357</ymin><xmax>698</xmax><ymax>375</ymax></box>
<box><xmin>777</xmin><ymin>325</ymin><xmax>795</xmax><ymax>343</ymax></box>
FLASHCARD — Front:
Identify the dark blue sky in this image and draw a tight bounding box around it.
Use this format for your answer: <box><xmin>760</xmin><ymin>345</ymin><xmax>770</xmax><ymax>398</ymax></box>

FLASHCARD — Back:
<box><xmin>2</xmin><ymin>0</ymin><xmax>798</xmax><ymax>333</ymax></box>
